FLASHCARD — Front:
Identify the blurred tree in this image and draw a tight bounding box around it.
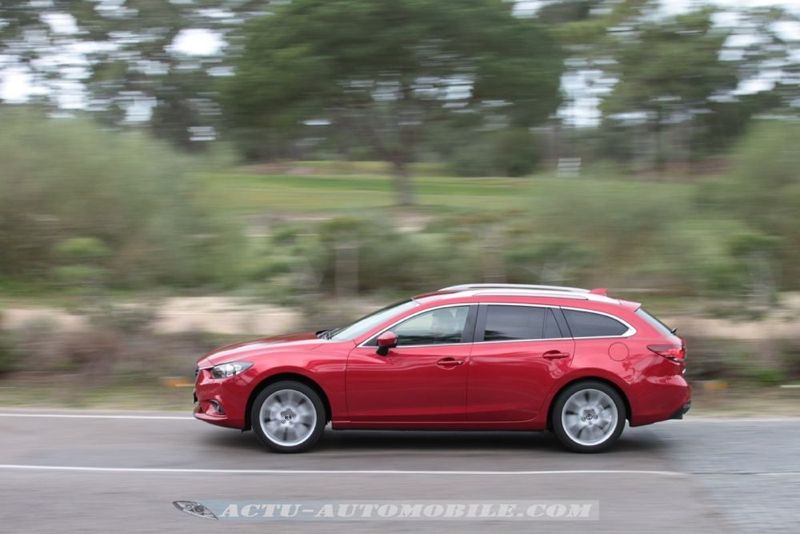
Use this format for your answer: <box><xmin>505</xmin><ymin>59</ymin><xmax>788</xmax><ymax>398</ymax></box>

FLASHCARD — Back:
<box><xmin>722</xmin><ymin>7</ymin><xmax>800</xmax><ymax>115</ymax></box>
<box><xmin>222</xmin><ymin>0</ymin><xmax>563</xmax><ymax>205</ymax></box>
<box><xmin>0</xmin><ymin>0</ymin><xmax>265</xmax><ymax>149</ymax></box>
<box><xmin>601</xmin><ymin>8</ymin><xmax>738</xmax><ymax>172</ymax></box>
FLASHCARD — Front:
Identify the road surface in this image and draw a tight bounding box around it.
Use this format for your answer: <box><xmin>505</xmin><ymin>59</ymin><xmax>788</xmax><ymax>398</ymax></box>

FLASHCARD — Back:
<box><xmin>0</xmin><ymin>409</ymin><xmax>797</xmax><ymax>533</ymax></box>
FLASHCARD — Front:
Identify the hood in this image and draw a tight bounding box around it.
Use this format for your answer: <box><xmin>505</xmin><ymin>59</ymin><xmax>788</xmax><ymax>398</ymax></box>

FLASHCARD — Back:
<box><xmin>196</xmin><ymin>331</ymin><xmax>323</xmax><ymax>368</ymax></box>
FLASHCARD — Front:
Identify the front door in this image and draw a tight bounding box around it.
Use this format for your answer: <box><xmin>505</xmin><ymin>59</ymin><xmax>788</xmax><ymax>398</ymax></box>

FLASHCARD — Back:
<box><xmin>346</xmin><ymin>305</ymin><xmax>475</xmax><ymax>422</ymax></box>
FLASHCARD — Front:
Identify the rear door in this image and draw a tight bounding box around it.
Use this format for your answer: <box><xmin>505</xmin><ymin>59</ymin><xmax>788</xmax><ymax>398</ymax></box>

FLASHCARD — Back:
<box><xmin>466</xmin><ymin>304</ymin><xmax>574</xmax><ymax>422</ymax></box>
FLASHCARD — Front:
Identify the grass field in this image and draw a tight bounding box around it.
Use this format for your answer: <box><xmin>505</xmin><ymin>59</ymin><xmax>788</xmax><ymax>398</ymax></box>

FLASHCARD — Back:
<box><xmin>200</xmin><ymin>163</ymin><xmax>696</xmax><ymax>215</ymax></box>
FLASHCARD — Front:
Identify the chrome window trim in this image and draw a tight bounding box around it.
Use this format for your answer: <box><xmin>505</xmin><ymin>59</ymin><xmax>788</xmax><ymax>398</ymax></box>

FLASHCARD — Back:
<box><xmin>356</xmin><ymin>302</ymin><xmax>636</xmax><ymax>349</ymax></box>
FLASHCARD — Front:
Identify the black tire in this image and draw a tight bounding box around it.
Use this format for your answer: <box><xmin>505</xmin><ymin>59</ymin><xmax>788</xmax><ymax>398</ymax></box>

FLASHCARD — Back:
<box><xmin>551</xmin><ymin>380</ymin><xmax>626</xmax><ymax>453</ymax></box>
<box><xmin>250</xmin><ymin>380</ymin><xmax>326</xmax><ymax>453</ymax></box>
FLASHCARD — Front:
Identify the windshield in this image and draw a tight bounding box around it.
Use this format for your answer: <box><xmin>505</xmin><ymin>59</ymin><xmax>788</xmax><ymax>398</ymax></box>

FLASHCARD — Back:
<box><xmin>329</xmin><ymin>299</ymin><xmax>419</xmax><ymax>341</ymax></box>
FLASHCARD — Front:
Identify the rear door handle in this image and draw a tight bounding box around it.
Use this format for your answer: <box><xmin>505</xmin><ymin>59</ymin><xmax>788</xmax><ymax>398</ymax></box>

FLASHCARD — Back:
<box><xmin>542</xmin><ymin>350</ymin><xmax>571</xmax><ymax>360</ymax></box>
<box><xmin>436</xmin><ymin>357</ymin><xmax>464</xmax><ymax>368</ymax></box>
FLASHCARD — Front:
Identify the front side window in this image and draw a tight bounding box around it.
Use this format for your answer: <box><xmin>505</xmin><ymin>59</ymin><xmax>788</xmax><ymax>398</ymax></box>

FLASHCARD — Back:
<box><xmin>330</xmin><ymin>299</ymin><xmax>419</xmax><ymax>341</ymax></box>
<box><xmin>563</xmin><ymin>309</ymin><xmax>629</xmax><ymax>338</ymax></box>
<box><xmin>374</xmin><ymin>306</ymin><xmax>471</xmax><ymax>346</ymax></box>
<box><xmin>482</xmin><ymin>305</ymin><xmax>562</xmax><ymax>341</ymax></box>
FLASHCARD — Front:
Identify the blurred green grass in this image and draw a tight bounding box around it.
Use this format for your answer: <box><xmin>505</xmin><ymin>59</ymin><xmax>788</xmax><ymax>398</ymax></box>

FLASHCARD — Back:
<box><xmin>199</xmin><ymin>165</ymin><xmax>696</xmax><ymax>215</ymax></box>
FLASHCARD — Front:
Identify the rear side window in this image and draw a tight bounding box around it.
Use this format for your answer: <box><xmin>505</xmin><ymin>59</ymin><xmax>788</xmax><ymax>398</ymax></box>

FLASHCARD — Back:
<box><xmin>483</xmin><ymin>306</ymin><xmax>563</xmax><ymax>341</ymax></box>
<box><xmin>563</xmin><ymin>309</ymin><xmax>629</xmax><ymax>338</ymax></box>
<box><xmin>635</xmin><ymin>308</ymin><xmax>675</xmax><ymax>338</ymax></box>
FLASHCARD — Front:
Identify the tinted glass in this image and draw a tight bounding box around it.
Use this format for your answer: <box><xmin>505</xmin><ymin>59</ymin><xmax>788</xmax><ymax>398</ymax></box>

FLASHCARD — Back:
<box><xmin>483</xmin><ymin>305</ymin><xmax>547</xmax><ymax>341</ymax></box>
<box><xmin>563</xmin><ymin>309</ymin><xmax>629</xmax><ymax>337</ymax></box>
<box><xmin>543</xmin><ymin>309</ymin><xmax>563</xmax><ymax>338</ymax></box>
<box><xmin>635</xmin><ymin>308</ymin><xmax>675</xmax><ymax>338</ymax></box>
<box><xmin>388</xmin><ymin>306</ymin><xmax>470</xmax><ymax>346</ymax></box>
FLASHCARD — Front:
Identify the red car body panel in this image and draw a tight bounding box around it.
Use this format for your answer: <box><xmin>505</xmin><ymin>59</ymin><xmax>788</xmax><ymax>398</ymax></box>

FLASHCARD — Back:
<box><xmin>346</xmin><ymin>343</ymin><xmax>469</xmax><ymax>422</ymax></box>
<box><xmin>194</xmin><ymin>290</ymin><xmax>691</xmax><ymax>432</ymax></box>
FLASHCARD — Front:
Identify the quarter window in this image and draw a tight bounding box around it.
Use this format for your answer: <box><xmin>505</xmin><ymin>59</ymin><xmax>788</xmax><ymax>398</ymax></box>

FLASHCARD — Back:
<box><xmin>375</xmin><ymin>306</ymin><xmax>471</xmax><ymax>346</ymax></box>
<box><xmin>563</xmin><ymin>309</ymin><xmax>629</xmax><ymax>337</ymax></box>
<box><xmin>482</xmin><ymin>305</ymin><xmax>562</xmax><ymax>341</ymax></box>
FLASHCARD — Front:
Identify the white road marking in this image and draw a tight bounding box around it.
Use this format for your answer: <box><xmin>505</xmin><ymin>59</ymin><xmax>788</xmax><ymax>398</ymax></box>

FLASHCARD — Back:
<box><xmin>0</xmin><ymin>413</ymin><xmax>193</xmax><ymax>420</ymax></box>
<box><xmin>0</xmin><ymin>464</ymin><xmax>795</xmax><ymax>477</ymax></box>
<box><xmin>680</xmin><ymin>417</ymin><xmax>800</xmax><ymax>423</ymax></box>
<box><xmin>0</xmin><ymin>464</ymin><xmax>687</xmax><ymax>476</ymax></box>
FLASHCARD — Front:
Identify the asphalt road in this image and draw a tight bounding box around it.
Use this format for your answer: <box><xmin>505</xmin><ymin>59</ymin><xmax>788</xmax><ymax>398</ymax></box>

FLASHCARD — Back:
<box><xmin>0</xmin><ymin>409</ymin><xmax>798</xmax><ymax>533</ymax></box>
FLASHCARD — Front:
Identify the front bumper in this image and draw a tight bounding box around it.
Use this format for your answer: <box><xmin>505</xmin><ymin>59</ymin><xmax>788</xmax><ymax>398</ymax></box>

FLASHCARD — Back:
<box><xmin>193</xmin><ymin>367</ymin><xmax>249</xmax><ymax>429</ymax></box>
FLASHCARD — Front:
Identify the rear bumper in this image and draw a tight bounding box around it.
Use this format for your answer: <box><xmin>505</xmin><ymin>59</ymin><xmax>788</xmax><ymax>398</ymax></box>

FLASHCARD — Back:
<box><xmin>669</xmin><ymin>400</ymin><xmax>692</xmax><ymax>420</ymax></box>
<box><xmin>630</xmin><ymin>375</ymin><xmax>692</xmax><ymax>426</ymax></box>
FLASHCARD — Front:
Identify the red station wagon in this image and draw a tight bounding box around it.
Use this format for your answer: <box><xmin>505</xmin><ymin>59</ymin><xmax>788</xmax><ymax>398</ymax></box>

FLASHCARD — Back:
<box><xmin>194</xmin><ymin>284</ymin><xmax>691</xmax><ymax>453</ymax></box>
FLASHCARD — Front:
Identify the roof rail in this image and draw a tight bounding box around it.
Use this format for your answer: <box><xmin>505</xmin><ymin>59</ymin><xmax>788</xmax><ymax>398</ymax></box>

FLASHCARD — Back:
<box><xmin>468</xmin><ymin>289</ymin><xmax>589</xmax><ymax>300</ymax></box>
<box><xmin>440</xmin><ymin>283</ymin><xmax>590</xmax><ymax>293</ymax></box>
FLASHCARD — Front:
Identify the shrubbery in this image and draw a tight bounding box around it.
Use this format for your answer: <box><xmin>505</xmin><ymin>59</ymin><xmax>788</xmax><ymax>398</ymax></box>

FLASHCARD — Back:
<box><xmin>449</xmin><ymin>128</ymin><xmax>541</xmax><ymax>177</ymax></box>
<box><xmin>0</xmin><ymin>109</ymin><xmax>244</xmax><ymax>289</ymax></box>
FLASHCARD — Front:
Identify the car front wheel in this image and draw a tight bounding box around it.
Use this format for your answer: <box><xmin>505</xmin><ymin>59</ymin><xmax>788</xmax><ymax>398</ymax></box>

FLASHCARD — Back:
<box><xmin>552</xmin><ymin>381</ymin><xmax>626</xmax><ymax>453</ymax></box>
<box><xmin>251</xmin><ymin>381</ymin><xmax>326</xmax><ymax>453</ymax></box>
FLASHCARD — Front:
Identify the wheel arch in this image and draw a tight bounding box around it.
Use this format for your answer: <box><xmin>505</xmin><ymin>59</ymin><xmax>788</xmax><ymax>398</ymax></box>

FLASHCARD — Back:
<box><xmin>244</xmin><ymin>372</ymin><xmax>332</xmax><ymax>431</ymax></box>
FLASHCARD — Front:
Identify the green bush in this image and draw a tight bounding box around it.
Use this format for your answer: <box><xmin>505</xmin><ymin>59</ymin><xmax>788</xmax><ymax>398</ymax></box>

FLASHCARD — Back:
<box><xmin>54</xmin><ymin>237</ymin><xmax>111</xmax><ymax>263</ymax></box>
<box><xmin>0</xmin><ymin>108</ymin><xmax>244</xmax><ymax>289</ymax></box>
<box><xmin>504</xmin><ymin>238</ymin><xmax>592</xmax><ymax>285</ymax></box>
<box><xmin>0</xmin><ymin>326</ymin><xmax>20</xmax><ymax>374</ymax></box>
<box><xmin>449</xmin><ymin>128</ymin><xmax>540</xmax><ymax>177</ymax></box>
<box><xmin>702</xmin><ymin>121</ymin><xmax>800</xmax><ymax>288</ymax></box>
<box><xmin>492</xmin><ymin>128</ymin><xmax>541</xmax><ymax>177</ymax></box>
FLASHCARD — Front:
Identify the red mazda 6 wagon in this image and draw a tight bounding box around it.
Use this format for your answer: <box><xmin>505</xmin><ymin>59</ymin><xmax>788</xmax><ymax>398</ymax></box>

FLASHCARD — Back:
<box><xmin>194</xmin><ymin>284</ymin><xmax>690</xmax><ymax>453</ymax></box>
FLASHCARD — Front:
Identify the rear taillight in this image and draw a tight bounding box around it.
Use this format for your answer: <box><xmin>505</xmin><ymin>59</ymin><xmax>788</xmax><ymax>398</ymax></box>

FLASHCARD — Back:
<box><xmin>648</xmin><ymin>344</ymin><xmax>686</xmax><ymax>363</ymax></box>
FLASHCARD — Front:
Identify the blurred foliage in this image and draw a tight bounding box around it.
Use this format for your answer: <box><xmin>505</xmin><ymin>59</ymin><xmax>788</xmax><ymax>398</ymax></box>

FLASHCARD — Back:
<box><xmin>228</xmin><ymin>119</ymin><xmax>800</xmax><ymax>311</ymax></box>
<box><xmin>52</xmin><ymin>237</ymin><xmax>112</xmax><ymax>291</ymax></box>
<box><xmin>601</xmin><ymin>8</ymin><xmax>738</xmax><ymax>170</ymax></box>
<box><xmin>702</xmin><ymin>121</ymin><xmax>800</xmax><ymax>288</ymax></box>
<box><xmin>3</xmin><ymin>307</ymin><xmax>223</xmax><ymax>383</ymax></box>
<box><xmin>223</xmin><ymin>0</ymin><xmax>563</xmax><ymax>203</ymax></box>
<box><xmin>0</xmin><ymin>0</ymin><xmax>269</xmax><ymax>148</ymax></box>
<box><xmin>0</xmin><ymin>109</ymin><xmax>244</xmax><ymax>288</ymax></box>
<box><xmin>0</xmin><ymin>317</ymin><xmax>20</xmax><ymax>374</ymax></box>
<box><xmin>780</xmin><ymin>338</ymin><xmax>800</xmax><ymax>381</ymax></box>
<box><xmin>449</xmin><ymin>128</ymin><xmax>542</xmax><ymax>177</ymax></box>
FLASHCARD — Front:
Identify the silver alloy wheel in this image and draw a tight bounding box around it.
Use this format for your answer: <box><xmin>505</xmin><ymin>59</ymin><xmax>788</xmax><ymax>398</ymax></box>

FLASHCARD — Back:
<box><xmin>561</xmin><ymin>388</ymin><xmax>619</xmax><ymax>447</ymax></box>
<box><xmin>259</xmin><ymin>389</ymin><xmax>318</xmax><ymax>447</ymax></box>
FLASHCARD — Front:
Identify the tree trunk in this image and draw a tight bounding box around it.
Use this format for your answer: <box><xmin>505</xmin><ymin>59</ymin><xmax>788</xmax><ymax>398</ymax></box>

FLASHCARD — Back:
<box><xmin>391</xmin><ymin>160</ymin><xmax>415</xmax><ymax>206</ymax></box>
<box><xmin>653</xmin><ymin>109</ymin><xmax>665</xmax><ymax>177</ymax></box>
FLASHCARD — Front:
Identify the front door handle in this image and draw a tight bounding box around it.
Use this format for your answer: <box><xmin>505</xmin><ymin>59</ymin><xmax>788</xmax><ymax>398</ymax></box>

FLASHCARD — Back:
<box><xmin>436</xmin><ymin>357</ymin><xmax>464</xmax><ymax>368</ymax></box>
<box><xmin>542</xmin><ymin>350</ymin><xmax>571</xmax><ymax>360</ymax></box>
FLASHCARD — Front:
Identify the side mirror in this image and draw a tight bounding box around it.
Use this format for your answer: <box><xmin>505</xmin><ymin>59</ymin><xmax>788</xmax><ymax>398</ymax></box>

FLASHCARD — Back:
<box><xmin>376</xmin><ymin>331</ymin><xmax>398</xmax><ymax>356</ymax></box>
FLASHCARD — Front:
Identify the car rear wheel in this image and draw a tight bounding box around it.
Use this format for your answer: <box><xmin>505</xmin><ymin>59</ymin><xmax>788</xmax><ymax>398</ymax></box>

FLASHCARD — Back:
<box><xmin>552</xmin><ymin>381</ymin><xmax>626</xmax><ymax>453</ymax></box>
<box><xmin>251</xmin><ymin>381</ymin><xmax>326</xmax><ymax>453</ymax></box>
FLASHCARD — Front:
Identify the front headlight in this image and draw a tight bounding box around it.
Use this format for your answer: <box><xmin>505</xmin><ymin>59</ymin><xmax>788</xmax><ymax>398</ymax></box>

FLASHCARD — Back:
<box><xmin>210</xmin><ymin>361</ymin><xmax>253</xmax><ymax>379</ymax></box>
